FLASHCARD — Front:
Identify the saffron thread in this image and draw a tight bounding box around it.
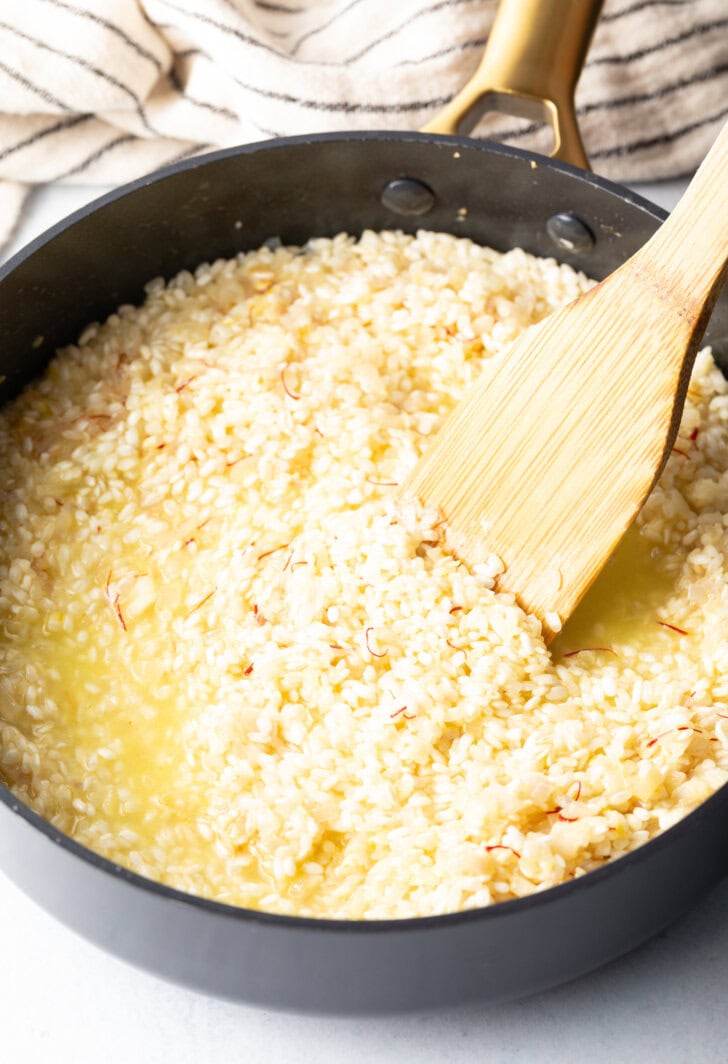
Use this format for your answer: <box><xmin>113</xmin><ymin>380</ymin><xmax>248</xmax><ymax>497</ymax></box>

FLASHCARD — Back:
<box><xmin>485</xmin><ymin>845</ymin><xmax>521</xmax><ymax>859</ymax></box>
<box><xmin>113</xmin><ymin>593</ymin><xmax>127</xmax><ymax>631</ymax></box>
<box><xmin>563</xmin><ymin>647</ymin><xmax>617</xmax><ymax>659</ymax></box>
<box><xmin>258</xmin><ymin>544</ymin><xmax>289</xmax><ymax>561</ymax></box>
<box><xmin>175</xmin><ymin>375</ymin><xmax>198</xmax><ymax>393</ymax></box>
<box><xmin>280</xmin><ymin>365</ymin><xmax>300</xmax><ymax>400</ymax></box>
<box><xmin>365</xmin><ymin>627</ymin><xmax>387</xmax><ymax>658</ymax></box>
<box><xmin>187</xmin><ymin>589</ymin><xmax>215</xmax><ymax>617</ymax></box>
<box><xmin>657</xmin><ymin>620</ymin><xmax>689</xmax><ymax>636</ymax></box>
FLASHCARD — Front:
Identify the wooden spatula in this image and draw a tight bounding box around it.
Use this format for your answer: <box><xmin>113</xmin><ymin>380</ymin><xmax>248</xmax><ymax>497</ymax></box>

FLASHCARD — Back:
<box><xmin>401</xmin><ymin>124</ymin><xmax>728</xmax><ymax>642</ymax></box>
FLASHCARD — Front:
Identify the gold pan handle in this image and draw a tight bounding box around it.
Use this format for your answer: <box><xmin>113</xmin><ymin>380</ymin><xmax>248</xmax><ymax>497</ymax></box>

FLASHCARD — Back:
<box><xmin>423</xmin><ymin>0</ymin><xmax>604</xmax><ymax>171</ymax></box>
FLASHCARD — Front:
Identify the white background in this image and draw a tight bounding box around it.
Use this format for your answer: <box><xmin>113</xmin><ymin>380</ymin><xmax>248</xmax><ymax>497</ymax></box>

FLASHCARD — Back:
<box><xmin>5</xmin><ymin>177</ymin><xmax>728</xmax><ymax>1064</ymax></box>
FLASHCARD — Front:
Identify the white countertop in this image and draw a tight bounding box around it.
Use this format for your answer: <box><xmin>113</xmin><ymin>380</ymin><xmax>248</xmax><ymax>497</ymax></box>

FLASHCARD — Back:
<box><xmin>3</xmin><ymin>176</ymin><xmax>725</xmax><ymax>1064</ymax></box>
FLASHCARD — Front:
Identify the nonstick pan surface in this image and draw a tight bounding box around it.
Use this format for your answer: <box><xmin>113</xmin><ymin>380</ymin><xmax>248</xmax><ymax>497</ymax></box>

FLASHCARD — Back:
<box><xmin>1</xmin><ymin>129</ymin><xmax>728</xmax><ymax>1013</ymax></box>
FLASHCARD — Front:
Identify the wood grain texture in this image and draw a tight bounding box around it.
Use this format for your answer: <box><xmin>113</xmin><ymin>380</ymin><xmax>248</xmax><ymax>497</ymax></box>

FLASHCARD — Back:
<box><xmin>401</xmin><ymin>123</ymin><xmax>728</xmax><ymax>641</ymax></box>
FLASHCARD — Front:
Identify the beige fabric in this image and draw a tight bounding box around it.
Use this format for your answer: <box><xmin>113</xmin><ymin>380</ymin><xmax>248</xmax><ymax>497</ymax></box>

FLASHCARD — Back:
<box><xmin>0</xmin><ymin>0</ymin><xmax>726</xmax><ymax>253</ymax></box>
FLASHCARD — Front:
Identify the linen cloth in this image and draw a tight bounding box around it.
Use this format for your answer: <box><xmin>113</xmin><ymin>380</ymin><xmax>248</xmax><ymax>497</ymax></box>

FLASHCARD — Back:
<box><xmin>0</xmin><ymin>0</ymin><xmax>726</xmax><ymax>252</ymax></box>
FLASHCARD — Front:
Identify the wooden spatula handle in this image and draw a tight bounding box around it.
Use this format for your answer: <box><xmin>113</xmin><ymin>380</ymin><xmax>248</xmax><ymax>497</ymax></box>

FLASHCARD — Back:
<box><xmin>634</xmin><ymin>122</ymin><xmax>728</xmax><ymax>345</ymax></box>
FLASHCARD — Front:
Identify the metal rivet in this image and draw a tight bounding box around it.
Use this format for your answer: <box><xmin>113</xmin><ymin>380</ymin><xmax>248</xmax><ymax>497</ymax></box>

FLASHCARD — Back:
<box><xmin>381</xmin><ymin>178</ymin><xmax>435</xmax><ymax>216</ymax></box>
<box><xmin>546</xmin><ymin>212</ymin><xmax>595</xmax><ymax>253</ymax></box>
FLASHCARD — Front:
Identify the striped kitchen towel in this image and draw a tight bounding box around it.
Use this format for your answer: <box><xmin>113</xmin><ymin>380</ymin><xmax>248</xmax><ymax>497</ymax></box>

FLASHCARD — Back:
<box><xmin>0</xmin><ymin>0</ymin><xmax>726</xmax><ymax>253</ymax></box>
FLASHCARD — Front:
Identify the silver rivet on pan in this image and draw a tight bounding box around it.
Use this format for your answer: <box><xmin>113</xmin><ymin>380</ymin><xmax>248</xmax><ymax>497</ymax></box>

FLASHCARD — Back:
<box><xmin>546</xmin><ymin>212</ymin><xmax>595</xmax><ymax>252</ymax></box>
<box><xmin>381</xmin><ymin>178</ymin><xmax>435</xmax><ymax>216</ymax></box>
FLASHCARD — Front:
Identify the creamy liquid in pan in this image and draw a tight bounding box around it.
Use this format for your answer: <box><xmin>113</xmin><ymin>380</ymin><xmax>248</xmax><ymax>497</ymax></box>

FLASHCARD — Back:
<box><xmin>44</xmin><ymin>529</ymin><xmax>675</xmax><ymax>828</ymax></box>
<box><xmin>12</xmin><ymin>523</ymin><xmax>688</xmax><ymax>899</ymax></box>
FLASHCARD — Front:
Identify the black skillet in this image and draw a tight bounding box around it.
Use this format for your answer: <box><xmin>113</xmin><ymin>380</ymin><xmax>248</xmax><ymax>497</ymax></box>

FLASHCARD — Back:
<box><xmin>1</xmin><ymin>0</ymin><xmax>728</xmax><ymax>1012</ymax></box>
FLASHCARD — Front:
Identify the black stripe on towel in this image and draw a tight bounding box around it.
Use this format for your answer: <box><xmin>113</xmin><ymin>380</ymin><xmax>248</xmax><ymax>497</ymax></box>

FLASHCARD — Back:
<box><xmin>0</xmin><ymin>114</ymin><xmax>91</xmax><ymax>164</ymax></box>
<box><xmin>590</xmin><ymin>104</ymin><xmax>728</xmax><ymax>160</ymax></box>
<box><xmin>473</xmin><ymin>64</ymin><xmax>728</xmax><ymax>145</ymax></box>
<box><xmin>252</xmin><ymin>1</ymin><xmax>306</xmax><ymax>12</ymax></box>
<box><xmin>62</xmin><ymin>137</ymin><xmax>211</xmax><ymax>182</ymax></box>
<box><xmin>168</xmin><ymin>66</ymin><xmax>238</xmax><ymax>121</ymax></box>
<box><xmin>394</xmin><ymin>36</ymin><xmax>487</xmax><ymax>67</ymax></box>
<box><xmin>152</xmin><ymin>0</ymin><xmax>288</xmax><ymax>59</ymax></box>
<box><xmin>0</xmin><ymin>20</ymin><xmax>159</xmax><ymax>136</ymax></box>
<box><xmin>61</xmin><ymin>133</ymin><xmax>138</xmax><ymax>179</ymax></box>
<box><xmin>601</xmin><ymin>0</ymin><xmax>692</xmax><ymax>23</ymax></box>
<box><xmin>591</xmin><ymin>18</ymin><xmax>728</xmax><ymax>66</ymax></box>
<box><xmin>582</xmin><ymin>63</ymin><xmax>728</xmax><ymax>117</ymax></box>
<box><xmin>343</xmin><ymin>0</ymin><xmax>485</xmax><ymax>64</ymax></box>
<box><xmin>174</xmin><ymin>46</ymin><xmax>451</xmax><ymax>113</ymax></box>
<box><xmin>290</xmin><ymin>0</ymin><xmax>368</xmax><ymax>57</ymax></box>
<box><xmin>0</xmin><ymin>57</ymin><xmax>73</xmax><ymax>111</ymax></box>
<box><xmin>39</xmin><ymin>0</ymin><xmax>164</xmax><ymax>70</ymax></box>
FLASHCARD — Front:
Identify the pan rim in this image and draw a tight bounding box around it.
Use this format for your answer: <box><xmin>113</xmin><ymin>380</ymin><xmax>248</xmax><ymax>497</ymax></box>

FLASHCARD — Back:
<box><xmin>0</xmin><ymin>127</ymin><xmax>702</xmax><ymax>937</ymax></box>
<box><xmin>3</xmin><ymin>773</ymin><xmax>727</xmax><ymax>933</ymax></box>
<box><xmin>0</xmin><ymin>129</ymin><xmax>669</xmax><ymax>288</ymax></box>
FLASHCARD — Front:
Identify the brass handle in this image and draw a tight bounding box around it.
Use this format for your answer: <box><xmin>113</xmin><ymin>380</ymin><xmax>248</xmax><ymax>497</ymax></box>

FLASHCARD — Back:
<box><xmin>423</xmin><ymin>0</ymin><xmax>604</xmax><ymax>170</ymax></box>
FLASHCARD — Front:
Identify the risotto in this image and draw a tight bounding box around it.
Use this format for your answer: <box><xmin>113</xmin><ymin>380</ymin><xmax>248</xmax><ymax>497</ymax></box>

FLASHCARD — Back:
<box><xmin>1</xmin><ymin>230</ymin><xmax>727</xmax><ymax>920</ymax></box>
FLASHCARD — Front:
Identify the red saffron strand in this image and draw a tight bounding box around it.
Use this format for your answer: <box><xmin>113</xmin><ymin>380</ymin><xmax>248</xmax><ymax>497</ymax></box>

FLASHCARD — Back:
<box><xmin>187</xmin><ymin>589</ymin><xmax>215</xmax><ymax>617</ymax></box>
<box><xmin>646</xmin><ymin>726</ymin><xmax>701</xmax><ymax>748</ymax></box>
<box><xmin>563</xmin><ymin>647</ymin><xmax>617</xmax><ymax>659</ymax></box>
<box><xmin>671</xmin><ymin>447</ymin><xmax>690</xmax><ymax>459</ymax></box>
<box><xmin>365</xmin><ymin>627</ymin><xmax>387</xmax><ymax>658</ymax></box>
<box><xmin>280</xmin><ymin>366</ymin><xmax>300</xmax><ymax>400</ymax></box>
<box><xmin>558</xmin><ymin>813</ymin><xmax>578</xmax><ymax>823</ymax></box>
<box><xmin>175</xmin><ymin>375</ymin><xmax>198</xmax><ymax>394</ymax></box>
<box><xmin>390</xmin><ymin>706</ymin><xmax>409</xmax><ymax>719</ymax></box>
<box><xmin>689</xmin><ymin>428</ymin><xmax>699</xmax><ymax>442</ymax></box>
<box><xmin>647</xmin><ymin>732</ymin><xmax>672</xmax><ymax>749</ymax></box>
<box><xmin>449</xmin><ymin>605</ymin><xmax>463</xmax><ymax>614</ymax></box>
<box><xmin>365</xmin><ymin>477</ymin><xmax>399</xmax><ymax>487</ymax></box>
<box><xmin>446</xmin><ymin>639</ymin><xmax>466</xmax><ymax>651</ymax></box>
<box><xmin>243</xmin><ymin>663</ymin><xmax>254</xmax><ymax>676</ymax></box>
<box><xmin>282</xmin><ymin>551</ymin><xmax>294</xmax><ymax>572</ymax></box>
<box><xmin>656</xmin><ymin>620</ymin><xmax>689</xmax><ymax>636</ymax></box>
<box><xmin>544</xmin><ymin>806</ymin><xmax>562</xmax><ymax>815</ymax></box>
<box><xmin>113</xmin><ymin>593</ymin><xmax>127</xmax><ymax>632</ymax></box>
<box><xmin>485</xmin><ymin>845</ymin><xmax>521</xmax><ymax>859</ymax></box>
<box><xmin>257</xmin><ymin>544</ymin><xmax>289</xmax><ymax>561</ymax></box>
<box><xmin>570</xmin><ymin>781</ymin><xmax>582</xmax><ymax>802</ymax></box>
